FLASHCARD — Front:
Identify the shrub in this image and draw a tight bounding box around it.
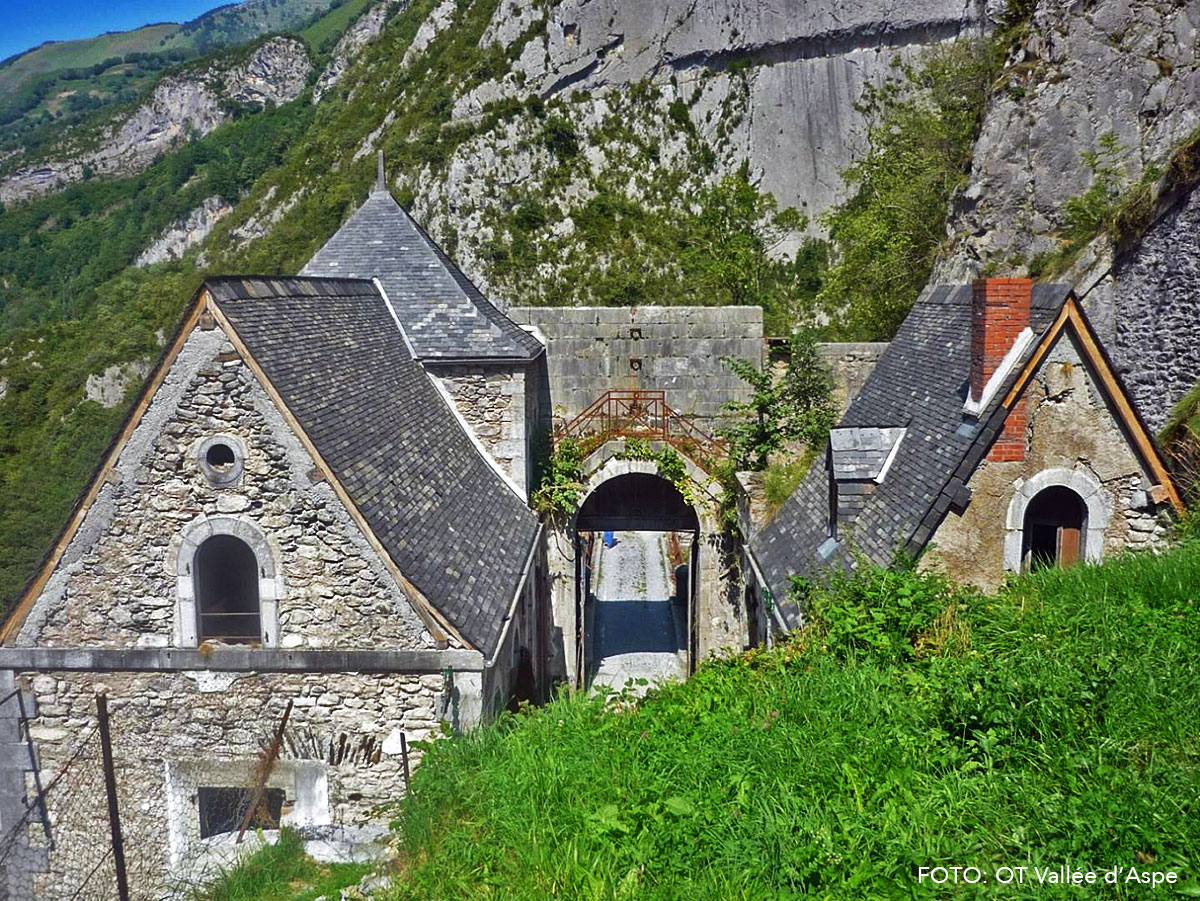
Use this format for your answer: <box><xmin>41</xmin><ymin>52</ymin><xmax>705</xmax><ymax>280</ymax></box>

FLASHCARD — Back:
<box><xmin>540</xmin><ymin>115</ymin><xmax>579</xmax><ymax>158</ymax></box>
<box><xmin>720</xmin><ymin>330</ymin><xmax>837</xmax><ymax>471</ymax></box>
<box><xmin>820</xmin><ymin>38</ymin><xmax>1000</xmax><ymax>339</ymax></box>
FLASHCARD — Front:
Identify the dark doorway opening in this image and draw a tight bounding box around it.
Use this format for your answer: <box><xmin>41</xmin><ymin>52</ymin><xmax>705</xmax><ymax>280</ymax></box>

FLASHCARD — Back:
<box><xmin>196</xmin><ymin>534</ymin><xmax>261</xmax><ymax>643</ymax></box>
<box><xmin>1022</xmin><ymin>485</ymin><xmax>1086</xmax><ymax>571</ymax></box>
<box><xmin>574</xmin><ymin>473</ymin><xmax>700</xmax><ymax>691</ymax></box>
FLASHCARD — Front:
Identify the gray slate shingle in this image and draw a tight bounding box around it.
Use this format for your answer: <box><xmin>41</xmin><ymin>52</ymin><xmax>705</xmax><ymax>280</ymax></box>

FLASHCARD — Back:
<box><xmin>300</xmin><ymin>188</ymin><xmax>544</xmax><ymax>362</ymax></box>
<box><xmin>208</xmin><ymin>276</ymin><xmax>539</xmax><ymax>656</ymax></box>
<box><xmin>753</xmin><ymin>283</ymin><xmax>1071</xmax><ymax>624</ymax></box>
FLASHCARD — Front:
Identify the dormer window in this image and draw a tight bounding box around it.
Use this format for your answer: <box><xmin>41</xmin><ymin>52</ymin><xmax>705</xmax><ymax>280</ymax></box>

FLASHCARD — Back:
<box><xmin>827</xmin><ymin>427</ymin><xmax>905</xmax><ymax>536</ymax></box>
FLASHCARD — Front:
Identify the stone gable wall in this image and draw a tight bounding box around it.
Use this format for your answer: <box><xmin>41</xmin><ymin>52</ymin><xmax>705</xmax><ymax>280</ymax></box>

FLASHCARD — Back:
<box><xmin>21</xmin><ymin>324</ymin><xmax>438</xmax><ymax>652</ymax></box>
<box><xmin>922</xmin><ymin>329</ymin><xmax>1170</xmax><ymax>590</ymax></box>
<box><xmin>428</xmin><ymin>363</ymin><xmax>530</xmax><ymax>496</ymax></box>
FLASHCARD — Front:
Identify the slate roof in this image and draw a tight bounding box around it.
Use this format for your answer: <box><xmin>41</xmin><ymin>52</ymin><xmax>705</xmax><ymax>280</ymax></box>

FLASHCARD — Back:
<box><xmin>207</xmin><ymin>275</ymin><xmax>539</xmax><ymax>656</ymax></box>
<box><xmin>752</xmin><ymin>283</ymin><xmax>1073</xmax><ymax>625</ymax></box>
<box><xmin>300</xmin><ymin>187</ymin><xmax>544</xmax><ymax>363</ymax></box>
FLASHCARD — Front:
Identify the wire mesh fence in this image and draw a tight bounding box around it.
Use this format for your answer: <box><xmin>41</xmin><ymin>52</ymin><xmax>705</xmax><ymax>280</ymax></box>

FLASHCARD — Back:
<box><xmin>0</xmin><ymin>694</ymin><xmax>119</xmax><ymax>901</ymax></box>
<box><xmin>0</xmin><ymin>689</ymin><xmax>343</xmax><ymax>901</ymax></box>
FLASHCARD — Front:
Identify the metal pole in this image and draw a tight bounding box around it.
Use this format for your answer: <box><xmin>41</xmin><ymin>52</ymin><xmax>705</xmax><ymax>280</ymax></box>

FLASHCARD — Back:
<box><xmin>236</xmin><ymin>698</ymin><xmax>293</xmax><ymax>844</ymax></box>
<box><xmin>399</xmin><ymin>732</ymin><xmax>411</xmax><ymax>795</ymax></box>
<box><xmin>15</xmin><ymin>688</ymin><xmax>52</xmax><ymax>848</ymax></box>
<box><xmin>96</xmin><ymin>694</ymin><xmax>130</xmax><ymax>901</ymax></box>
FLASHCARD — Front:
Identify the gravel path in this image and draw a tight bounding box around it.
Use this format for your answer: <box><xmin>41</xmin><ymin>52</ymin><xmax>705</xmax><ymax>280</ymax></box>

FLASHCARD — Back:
<box><xmin>590</xmin><ymin>531</ymin><xmax>685</xmax><ymax>693</ymax></box>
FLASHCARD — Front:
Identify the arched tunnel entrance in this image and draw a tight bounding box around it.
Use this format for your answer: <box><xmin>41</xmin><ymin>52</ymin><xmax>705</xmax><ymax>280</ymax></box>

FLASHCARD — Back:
<box><xmin>574</xmin><ymin>473</ymin><xmax>700</xmax><ymax>691</ymax></box>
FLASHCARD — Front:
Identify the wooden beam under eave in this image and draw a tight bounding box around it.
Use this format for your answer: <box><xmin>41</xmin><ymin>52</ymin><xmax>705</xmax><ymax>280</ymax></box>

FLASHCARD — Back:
<box><xmin>1063</xmin><ymin>302</ymin><xmax>1184</xmax><ymax>513</ymax></box>
<box><xmin>206</xmin><ymin>303</ymin><xmax>467</xmax><ymax>651</ymax></box>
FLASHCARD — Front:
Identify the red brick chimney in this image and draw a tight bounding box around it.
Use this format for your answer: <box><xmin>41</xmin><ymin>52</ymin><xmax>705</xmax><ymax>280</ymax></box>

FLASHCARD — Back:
<box><xmin>970</xmin><ymin>277</ymin><xmax>1032</xmax><ymax>462</ymax></box>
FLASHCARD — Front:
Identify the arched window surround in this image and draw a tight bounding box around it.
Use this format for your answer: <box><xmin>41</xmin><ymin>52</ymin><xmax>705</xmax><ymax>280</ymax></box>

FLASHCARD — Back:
<box><xmin>1003</xmin><ymin>468</ymin><xmax>1111</xmax><ymax>572</ymax></box>
<box><xmin>172</xmin><ymin>515</ymin><xmax>282</xmax><ymax>647</ymax></box>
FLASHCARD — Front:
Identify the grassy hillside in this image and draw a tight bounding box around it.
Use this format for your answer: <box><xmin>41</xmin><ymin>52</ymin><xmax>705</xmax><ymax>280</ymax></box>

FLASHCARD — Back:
<box><xmin>0</xmin><ymin>25</ymin><xmax>180</xmax><ymax>97</ymax></box>
<box><xmin>0</xmin><ymin>0</ymin><xmax>343</xmax><ymax>168</ymax></box>
<box><xmin>379</xmin><ymin>547</ymin><xmax>1200</xmax><ymax>898</ymax></box>
<box><xmin>301</xmin><ymin>0</ymin><xmax>376</xmax><ymax>50</ymax></box>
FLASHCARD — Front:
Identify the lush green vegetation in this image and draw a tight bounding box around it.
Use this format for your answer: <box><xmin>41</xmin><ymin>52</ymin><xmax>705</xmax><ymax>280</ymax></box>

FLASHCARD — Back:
<box><xmin>192</xmin><ymin>827</ymin><xmax>371</xmax><ymax>901</ymax></box>
<box><xmin>381</xmin><ymin>544</ymin><xmax>1200</xmax><ymax>898</ymax></box>
<box><xmin>301</xmin><ymin>0</ymin><xmax>378</xmax><ymax>52</ymax></box>
<box><xmin>0</xmin><ymin>0</ymin><xmax>341</xmax><ymax>164</ymax></box>
<box><xmin>720</xmin><ymin>330</ymin><xmax>836</xmax><ymax>472</ymax></box>
<box><xmin>0</xmin><ymin>95</ymin><xmax>314</xmax><ymax>606</ymax></box>
<box><xmin>819</xmin><ymin>37</ymin><xmax>1002</xmax><ymax>340</ymax></box>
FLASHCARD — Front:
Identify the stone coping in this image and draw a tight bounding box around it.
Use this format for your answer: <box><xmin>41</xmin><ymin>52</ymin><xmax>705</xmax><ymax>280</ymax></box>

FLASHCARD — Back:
<box><xmin>0</xmin><ymin>647</ymin><xmax>484</xmax><ymax>674</ymax></box>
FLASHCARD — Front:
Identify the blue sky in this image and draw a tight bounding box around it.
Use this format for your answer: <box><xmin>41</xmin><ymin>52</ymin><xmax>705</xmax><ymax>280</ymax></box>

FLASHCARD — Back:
<box><xmin>0</xmin><ymin>0</ymin><xmax>221</xmax><ymax>63</ymax></box>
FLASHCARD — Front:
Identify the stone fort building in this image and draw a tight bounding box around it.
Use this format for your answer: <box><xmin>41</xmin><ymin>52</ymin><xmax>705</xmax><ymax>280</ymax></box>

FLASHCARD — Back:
<box><xmin>0</xmin><ymin>172</ymin><xmax>1184</xmax><ymax>895</ymax></box>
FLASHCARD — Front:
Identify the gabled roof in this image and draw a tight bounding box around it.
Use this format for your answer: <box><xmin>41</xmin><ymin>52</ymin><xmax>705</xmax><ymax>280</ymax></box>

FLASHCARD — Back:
<box><xmin>301</xmin><ymin>186</ymin><xmax>544</xmax><ymax>363</ymax></box>
<box><xmin>2</xmin><ymin>275</ymin><xmax>539</xmax><ymax>657</ymax></box>
<box><xmin>752</xmin><ymin>283</ymin><xmax>1181</xmax><ymax>626</ymax></box>
<box><xmin>207</xmin><ymin>276</ymin><xmax>539</xmax><ymax>656</ymax></box>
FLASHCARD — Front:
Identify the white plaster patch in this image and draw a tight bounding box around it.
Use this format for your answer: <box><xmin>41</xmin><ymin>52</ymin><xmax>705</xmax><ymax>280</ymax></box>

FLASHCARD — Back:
<box><xmin>183</xmin><ymin>670</ymin><xmax>241</xmax><ymax>693</ymax></box>
<box><xmin>381</xmin><ymin>726</ymin><xmax>406</xmax><ymax>756</ymax></box>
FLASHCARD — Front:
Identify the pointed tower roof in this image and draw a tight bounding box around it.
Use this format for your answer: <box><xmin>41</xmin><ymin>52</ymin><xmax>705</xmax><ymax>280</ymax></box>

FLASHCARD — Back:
<box><xmin>301</xmin><ymin>157</ymin><xmax>543</xmax><ymax>363</ymax></box>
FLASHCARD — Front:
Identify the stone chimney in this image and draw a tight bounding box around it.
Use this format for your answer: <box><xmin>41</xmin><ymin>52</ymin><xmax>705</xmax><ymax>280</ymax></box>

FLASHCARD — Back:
<box><xmin>970</xmin><ymin>277</ymin><xmax>1032</xmax><ymax>462</ymax></box>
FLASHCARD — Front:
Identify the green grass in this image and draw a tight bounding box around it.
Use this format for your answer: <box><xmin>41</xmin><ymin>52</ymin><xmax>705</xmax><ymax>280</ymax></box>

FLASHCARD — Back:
<box><xmin>194</xmin><ymin>827</ymin><xmax>371</xmax><ymax>901</ymax></box>
<box><xmin>381</xmin><ymin>545</ymin><xmax>1200</xmax><ymax>898</ymax></box>
<box><xmin>0</xmin><ymin>25</ymin><xmax>179</xmax><ymax>96</ymax></box>
<box><xmin>301</xmin><ymin>0</ymin><xmax>376</xmax><ymax>51</ymax></box>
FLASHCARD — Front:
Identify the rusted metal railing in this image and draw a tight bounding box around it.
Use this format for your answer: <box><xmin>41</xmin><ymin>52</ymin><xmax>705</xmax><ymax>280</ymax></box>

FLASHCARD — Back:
<box><xmin>555</xmin><ymin>390</ymin><xmax>725</xmax><ymax>466</ymax></box>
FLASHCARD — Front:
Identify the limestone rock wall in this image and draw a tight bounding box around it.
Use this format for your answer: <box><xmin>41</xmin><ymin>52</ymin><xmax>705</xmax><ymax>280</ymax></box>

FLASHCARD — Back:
<box><xmin>1102</xmin><ymin>186</ymin><xmax>1200</xmax><ymax>431</ymax></box>
<box><xmin>21</xmin><ymin>324</ymin><xmax>437</xmax><ymax>652</ymax></box>
<box><xmin>314</xmin><ymin>1</ymin><xmax>403</xmax><ymax>102</ymax></box>
<box><xmin>0</xmin><ymin>38</ymin><xmax>312</xmax><ymax>205</ymax></box>
<box><xmin>135</xmin><ymin>196</ymin><xmax>235</xmax><ymax>267</ymax></box>
<box><xmin>941</xmin><ymin>0</ymin><xmax>1200</xmax><ymax>278</ymax></box>
<box><xmin>478</xmin><ymin>0</ymin><xmax>989</xmax><ymax>217</ymax></box>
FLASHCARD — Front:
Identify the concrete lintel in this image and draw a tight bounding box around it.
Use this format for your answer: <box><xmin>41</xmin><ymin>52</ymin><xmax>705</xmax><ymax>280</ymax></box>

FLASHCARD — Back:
<box><xmin>0</xmin><ymin>647</ymin><xmax>484</xmax><ymax>674</ymax></box>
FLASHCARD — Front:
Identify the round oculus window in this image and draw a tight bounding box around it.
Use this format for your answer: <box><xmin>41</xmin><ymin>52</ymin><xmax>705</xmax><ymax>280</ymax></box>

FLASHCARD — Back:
<box><xmin>197</xmin><ymin>435</ymin><xmax>245</xmax><ymax>486</ymax></box>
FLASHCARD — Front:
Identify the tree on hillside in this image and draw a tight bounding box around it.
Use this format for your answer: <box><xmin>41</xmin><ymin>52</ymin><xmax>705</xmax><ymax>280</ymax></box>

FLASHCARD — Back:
<box><xmin>680</xmin><ymin>164</ymin><xmax>813</xmax><ymax>332</ymax></box>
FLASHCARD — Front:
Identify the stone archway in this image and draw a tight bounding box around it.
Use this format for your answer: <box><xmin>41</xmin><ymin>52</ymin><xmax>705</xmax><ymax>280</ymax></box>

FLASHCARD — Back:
<box><xmin>171</xmin><ymin>515</ymin><xmax>283</xmax><ymax>647</ymax></box>
<box><xmin>575</xmin><ymin>470</ymin><xmax>700</xmax><ymax>690</ymax></box>
<box><xmin>1004</xmin><ymin>468</ymin><xmax>1111</xmax><ymax>572</ymax></box>
<box><xmin>544</xmin><ymin>443</ymin><xmax>735</xmax><ymax>688</ymax></box>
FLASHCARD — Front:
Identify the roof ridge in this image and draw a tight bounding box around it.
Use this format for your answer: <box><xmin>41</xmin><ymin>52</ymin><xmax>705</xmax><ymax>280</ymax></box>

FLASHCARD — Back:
<box><xmin>301</xmin><ymin>187</ymin><xmax>543</xmax><ymax>361</ymax></box>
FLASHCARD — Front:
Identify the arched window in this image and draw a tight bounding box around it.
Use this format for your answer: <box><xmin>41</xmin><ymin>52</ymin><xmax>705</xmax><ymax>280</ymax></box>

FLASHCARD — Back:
<box><xmin>1021</xmin><ymin>485</ymin><xmax>1086</xmax><ymax>571</ymax></box>
<box><xmin>195</xmin><ymin>534</ymin><xmax>261</xmax><ymax>642</ymax></box>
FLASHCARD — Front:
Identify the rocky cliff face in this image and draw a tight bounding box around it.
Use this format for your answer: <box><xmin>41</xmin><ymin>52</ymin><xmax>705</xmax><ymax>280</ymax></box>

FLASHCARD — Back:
<box><xmin>352</xmin><ymin>0</ymin><xmax>994</xmax><ymax>305</ymax></box>
<box><xmin>0</xmin><ymin>37</ymin><xmax>312</xmax><ymax>205</ymax></box>
<box><xmin>314</xmin><ymin>2</ymin><xmax>403</xmax><ymax>102</ymax></box>
<box><xmin>456</xmin><ymin>0</ymin><xmax>989</xmax><ymax>217</ymax></box>
<box><xmin>943</xmin><ymin>0</ymin><xmax>1200</xmax><ymax>275</ymax></box>
<box><xmin>135</xmin><ymin>195</ymin><xmax>234</xmax><ymax>267</ymax></box>
<box><xmin>934</xmin><ymin>0</ymin><xmax>1200</xmax><ymax>427</ymax></box>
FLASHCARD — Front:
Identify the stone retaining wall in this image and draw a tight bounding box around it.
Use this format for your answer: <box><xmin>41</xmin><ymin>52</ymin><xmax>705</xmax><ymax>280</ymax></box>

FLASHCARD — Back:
<box><xmin>508</xmin><ymin>306</ymin><xmax>763</xmax><ymax>428</ymax></box>
<box><xmin>17</xmin><ymin>669</ymin><xmax>447</xmax><ymax>898</ymax></box>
